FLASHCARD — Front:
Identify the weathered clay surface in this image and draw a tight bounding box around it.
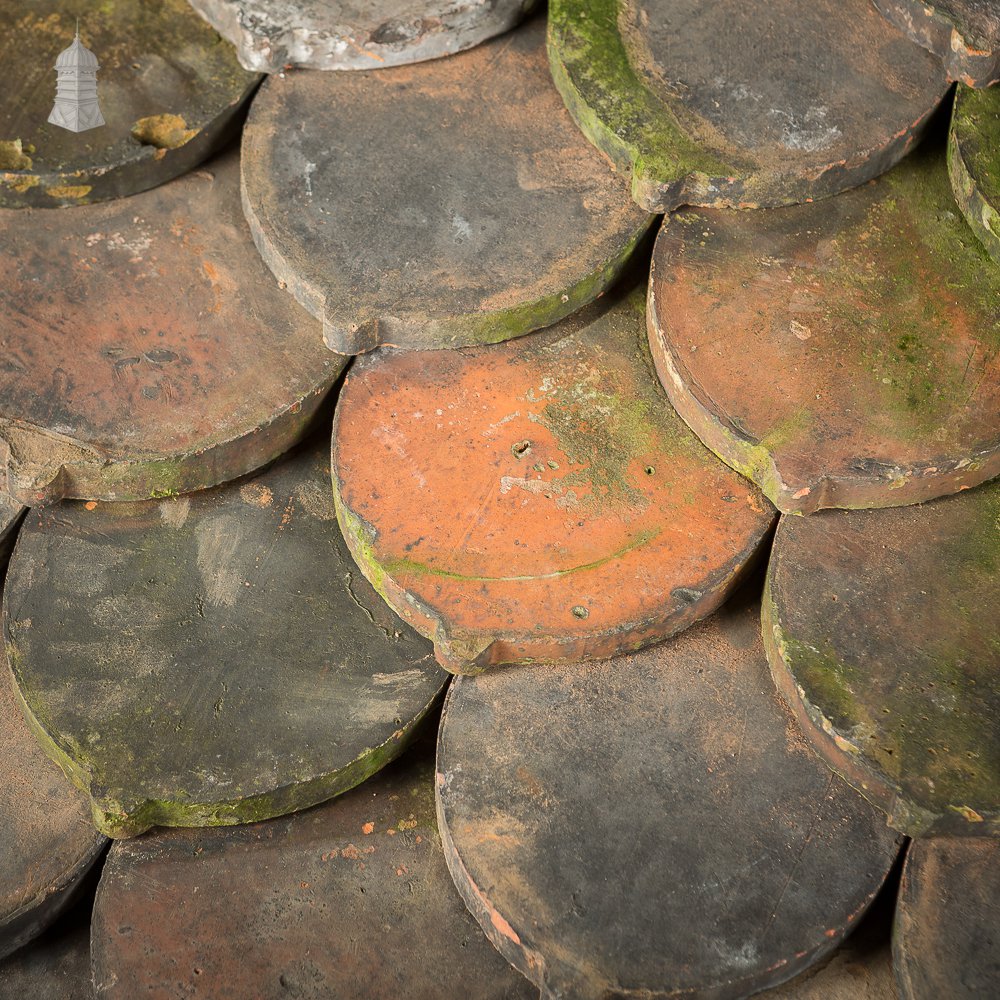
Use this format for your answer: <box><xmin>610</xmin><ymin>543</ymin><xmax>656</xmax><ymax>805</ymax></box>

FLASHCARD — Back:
<box><xmin>0</xmin><ymin>908</ymin><xmax>92</xmax><ymax>1000</ymax></box>
<box><xmin>0</xmin><ymin>661</ymin><xmax>106</xmax><ymax>959</ymax></box>
<box><xmin>949</xmin><ymin>83</ymin><xmax>1000</xmax><ymax>263</ymax></box>
<box><xmin>241</xmin><ymin>18</ymin><xmax>653</xmax><ymax>353</ymax></box>
<box><xmin>547</xmin><ymin>0</ymin><xmax>949</xmax><ymax>212</ymax></box>
<box><xmin>332</xmin><ymin>288</ymin><xmax>775</xmax><ymax>673</ymax></box>
<box><xmin>3</xmin><ymin>439</ymin><xmax>447</xmax><ymax>839</ymax></box>
<box><xmin>0</xmin><ymin>496</ymin><xmax>23</xmax><ymax>566</ymax></box>
<box><xmin>872</xmin><ymin>0</ymin><xmax>1000</xmax><ymax>86</ymax></box>
<box><xmin>764</xmin><ymin>483</ymin><xmax>1000</xmax><ymax>837</ymax></box>
<box><xmin>767</xmin><ymin>890</ymin><xmax>898</xmax><ymax>1000</ymax></box>
<box><xmin>893</xmin><ymin>838</ymin><xmax>1000</xmax><ymax>998</ymax></box>
<box><xmin>0</xmin><ymin>0</ymin><xmax>258</xmax><ymax>208</ymax></box>
<box><xmin>436</xmin><ymin>592</ymin><xmax>903</xmax><ymax>1000</ymax></box>
<box><xmin>91</xmin><ymin>739</ymin><xmax>536</xmax><ymax>999</ymax></box>
<box><xmin>0</xmin><ymin>150</ymin><xmax>343</xmax><ymax>505</ymax></box>
<box><xmin>189</xmin><ymin>0</ymin><xmax>538</xmax><ymax>72</ymax></box>
<box><xmin>647</xmin><ymin>142</ymin><xmax>1000</xmax><ymax>513</ymax></box>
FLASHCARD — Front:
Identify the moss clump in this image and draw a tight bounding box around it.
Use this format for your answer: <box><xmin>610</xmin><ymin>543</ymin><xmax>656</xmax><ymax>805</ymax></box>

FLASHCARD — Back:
<box><xmin>44</xmin><ymin>183</ymin><xmax>91</xmax><ymax>200</ymax></box>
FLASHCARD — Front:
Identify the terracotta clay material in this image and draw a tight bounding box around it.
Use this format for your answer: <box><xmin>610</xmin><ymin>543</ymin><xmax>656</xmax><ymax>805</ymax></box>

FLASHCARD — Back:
<box><xmin>0</xmin><ymin>149</ymin><xmax>343</xmax><ymax>505</ymax></box>
<box><xmin>0</xmin><ymin>908</ymin><xmax>94</xmax><ymax>1000</ymax></box>
<box><xmin>241</xmin><ymin>18</ymin><xmax>653</xmax><ymax>354</ymax></box>
<box><xmin>872</xmin><ymin>0</ymin><xmax>1000</xmax><ymax>87</ymax></box>
<box><xmin>332</xmin><ymin>287</ymin><xmax>775</xmax><ymax>673</ymax></box>
<box><xmin>0</xmin><ymin>909</ymin><xmax>92</xmax><ymax>1000</ymax></box>
<box><xmin>893</xmin><ymin>838</ymin><xmax>1000</xmax><ymax>998</ymax></box>
<box><xmin>766</xmin><ymin>897</ymin><xmax>898</xmax><ymax>1000</ymax></box>
<box><xmin>436</xmin><ymin>592</ymin><xmax>903</xmax><ymax>1000</ymax></box>
<box><xmin>764</xmin><ymin>483</ymin><xmax>1000</xmax><ymax>838</ymax></box>
<box><xmin>188</xmin><ymin>0</ymin><xmax>539</xmax><ymax>72</ymax></box>
<box><xmin>0</xmin><ymin>0</ymin><xmax>258</xmax><ymax>208</ymax></box>
<box><xmin>0</xmin><ymin>495</ymin><xmax>23</xmax><ymax>565</ymax></box>
<box><xmin>91</xmin><ymin>739</ymin><xmax>537</xmax><ymax>1000</ymax></box>
<box><xmin>2</xmin><ymin>439</ymin><xmax>447</xmax><ymax>839</ymax></box>
<box><xmin>0</xmin><ymin>663</ymin><xmax>107</xmax><ymax>960</ymax></box>
<box><xmin>547</xmin><ymin>0</ymin><xmax>949</xmax><ymax>212</ymax></box>
<box><xmin>949</xmin><ymin>83</ymin><xmax>1000</xmax><ymax>263</ymax></box>
<box><xmin>647</xmin><ymin>142</ymin><xmax>1000</xmax><ymax>514</ymax></box>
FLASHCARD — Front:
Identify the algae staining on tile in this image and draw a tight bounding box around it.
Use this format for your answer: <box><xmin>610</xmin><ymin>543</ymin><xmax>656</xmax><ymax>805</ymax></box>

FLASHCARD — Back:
<box><xmin>3</xmin><ymin>442</ymin><xmax>446</xmax><ymax>839</ymax></box>
<box><xmin>646</xmin><ymin>147</ymin><xmax>1000</xmax><ymax>513</ymax></box>
<box><xmin>949</xmin><ymin>83</ymin><xmax>1000</xmax><ymax>264</ymax></box>
<box><xmin>765</xmin><ymin>488</ymin><xmax>1000</xmax><ymax>837</ymax></box>
<box><xmin>548</xmin><ymin>0</ymin><xmax>949</xmax><ymax>211</ymax></box>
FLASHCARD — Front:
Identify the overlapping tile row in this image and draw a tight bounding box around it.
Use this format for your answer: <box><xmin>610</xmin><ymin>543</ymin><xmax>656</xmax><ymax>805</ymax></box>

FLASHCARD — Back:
<box><xmin>0</xmin><ymin>1</ymin><xmax>997</xmax><ymax>995</ymax></box>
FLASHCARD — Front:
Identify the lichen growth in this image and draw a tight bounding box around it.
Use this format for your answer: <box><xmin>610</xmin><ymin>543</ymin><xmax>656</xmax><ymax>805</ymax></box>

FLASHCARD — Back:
<box><xmin>783</xmin><ymin>638</ymin><xmax>864</xmax><ymax>734</ymax></box>
<box><xmin>1</xmin><ymin>172</ymin><xmax>40</xmax><ymax>193</ymax></box>
<box><xmin>44</xmin><ymin>184</ymin><xmax>92</xmax><ymax>199</ymax></box>
<box><xmin>0</xmin><ymin>139</ymin><xmax>33</xmax><ymax>171</ymax></box>
<box><xmin>130</xmin><ymin>113</ymin><xmax>198</xmax><ymax>150</ymax></box>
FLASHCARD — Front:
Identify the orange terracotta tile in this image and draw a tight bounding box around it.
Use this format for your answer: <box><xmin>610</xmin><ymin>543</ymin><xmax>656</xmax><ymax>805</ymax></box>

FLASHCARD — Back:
<box><xmin>0</xmin><ymin>150</ymin><xmax>342</xmax><ymax>504</ymax></box>
<box><xmin>648</xmin><ymin>143</ymin><xmax>1000</xmax><ymax>513</ymax></box>
<box><xmin>333</xmin><ymin>287</ymin><xmax>775</xmax><ymax>672</ymax></box>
